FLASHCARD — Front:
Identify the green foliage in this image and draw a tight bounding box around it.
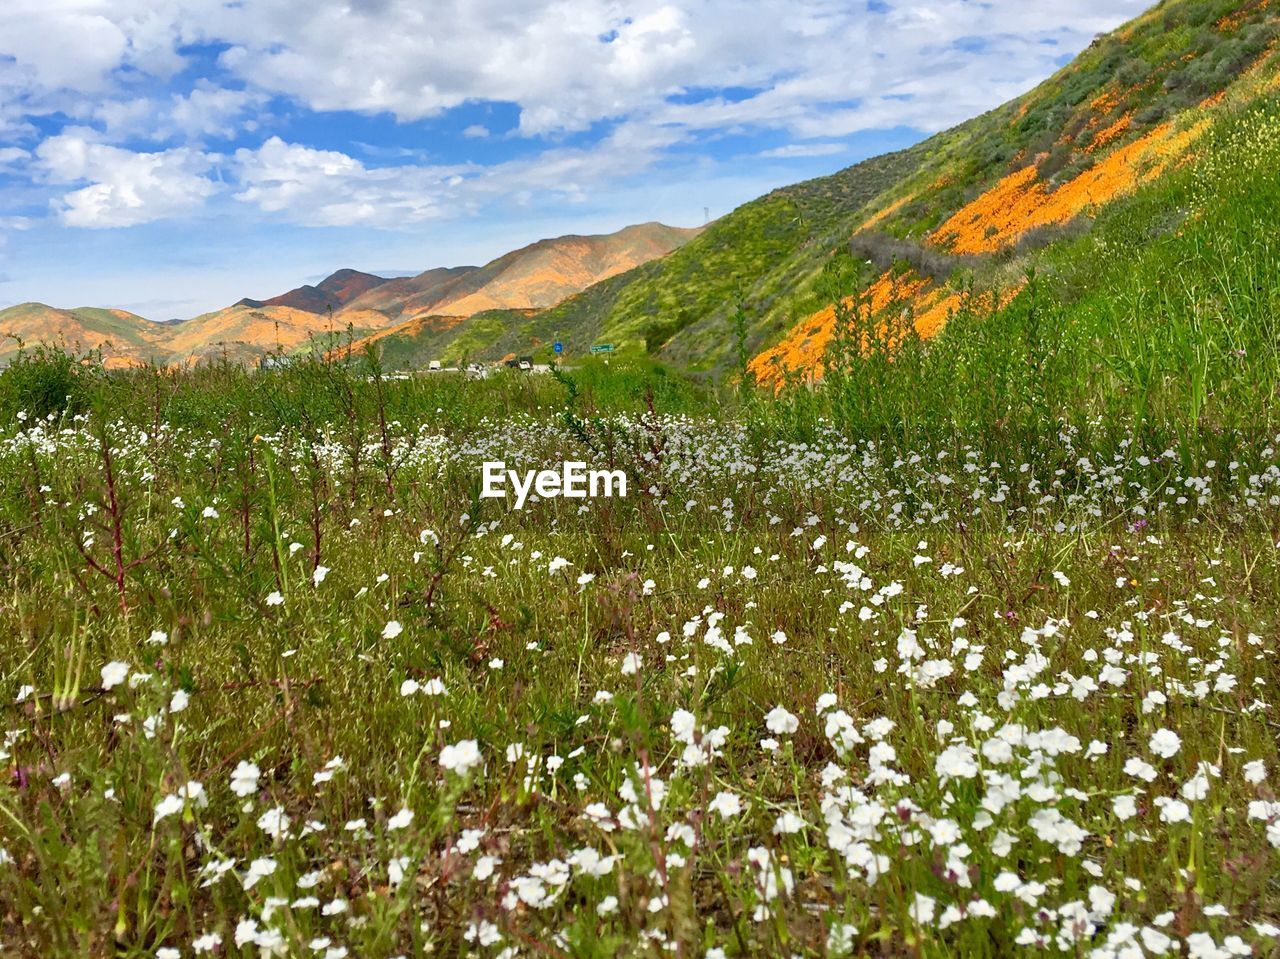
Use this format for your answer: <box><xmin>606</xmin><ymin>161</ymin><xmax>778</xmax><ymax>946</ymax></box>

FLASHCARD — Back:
<box><xmin>0</xmin><ymin>344</ymin><xmax>99</xmax><ymax>422</ymax></box>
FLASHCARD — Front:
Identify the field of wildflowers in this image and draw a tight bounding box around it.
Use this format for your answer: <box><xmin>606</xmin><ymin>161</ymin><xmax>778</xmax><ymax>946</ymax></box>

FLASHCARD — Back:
<box><xmin>4</xmin><ymin>5</ymin><xmax>1280</xmax><ymax>955</ymax></box>
<box><xmin>1</xmin><ymin>352</ymin><xmax>1279</xmax><ymax>958</ymax></box>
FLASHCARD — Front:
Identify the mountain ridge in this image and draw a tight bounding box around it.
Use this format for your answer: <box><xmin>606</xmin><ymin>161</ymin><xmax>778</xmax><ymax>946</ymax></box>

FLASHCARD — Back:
<box><xmin>0</xmin><ymin>221</ymin><xmax>700</xmax><ymax>366</ymax></box>
<box><xmin>235</xmin><ymin>268</ymin><xmax>392</xmax><ymax>315</ymax></box>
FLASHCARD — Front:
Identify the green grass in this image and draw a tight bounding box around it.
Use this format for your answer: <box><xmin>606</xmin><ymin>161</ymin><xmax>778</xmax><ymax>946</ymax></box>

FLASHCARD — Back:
<box><xmin>1</xmin><ymin>353</ymin><xmax>1280</xmax><ymax>956</ymax></box>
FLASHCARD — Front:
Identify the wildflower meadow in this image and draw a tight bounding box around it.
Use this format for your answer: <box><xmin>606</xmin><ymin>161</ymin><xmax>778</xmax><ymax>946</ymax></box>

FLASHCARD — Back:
<box><xmin>0</xmin><ymin>352</ymin><xmax>1278</xmax><ymax>958</ymax></box>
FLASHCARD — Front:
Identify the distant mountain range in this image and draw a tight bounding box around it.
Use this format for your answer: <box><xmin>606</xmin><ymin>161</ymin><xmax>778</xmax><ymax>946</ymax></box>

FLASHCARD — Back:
<box><xmin>0</xmin><ymin>222</ymin><xmax>700</xmax><ymax>367</ymax></box>
<box><xmin>234</xmin><ymin>268</ymin><xmax>391</xmax><ymax>315</ymax></box>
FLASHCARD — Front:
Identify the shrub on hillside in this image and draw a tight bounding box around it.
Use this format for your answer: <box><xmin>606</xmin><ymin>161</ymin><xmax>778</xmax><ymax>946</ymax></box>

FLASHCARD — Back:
<box><xmin>848</xmin><ymin>231</ymin><xmax>966</xmax><ymax>281</ymax></box>
<box><xmin>0</xmin><ymin>343</ymin><xmax>99</xmax><ymax>423</ymax></box>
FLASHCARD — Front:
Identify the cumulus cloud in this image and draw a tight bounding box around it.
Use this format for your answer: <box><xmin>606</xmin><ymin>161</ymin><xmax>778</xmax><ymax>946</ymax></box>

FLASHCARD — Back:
<box><xmin>2</xmin><ymin>0</ymin><xmax>1149</xmax><ymax>138</ymax></box>
<box><xmin>232</xmin><ymin>121</ymin><xmax>683</xmax><ymax>227</ymax></box>
<box><xmin>232</xmin><ymin>137</ymin><xmax>464</xmax><ymax>226</ymax></box>
<box><xmin>35</xmin><ymin>135</ymin><xmax>217</xmax><ymax>228</ymax></box>
<box><xmin>0</xmin><ymin>0</ymin><xmax>1152</xmax><ymax>229</ymax></box>
<box><xmin>95</xmin><ymin>85</ymin><xmax>264</xmax><ymax>144</ymax></box>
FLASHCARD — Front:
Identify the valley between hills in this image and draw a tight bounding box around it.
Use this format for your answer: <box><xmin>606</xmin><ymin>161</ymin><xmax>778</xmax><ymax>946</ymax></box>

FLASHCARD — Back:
<box><xmin>8</xmin><ymin>2</ymin><xmax>1280</xmax><ymax>955</ymax></box>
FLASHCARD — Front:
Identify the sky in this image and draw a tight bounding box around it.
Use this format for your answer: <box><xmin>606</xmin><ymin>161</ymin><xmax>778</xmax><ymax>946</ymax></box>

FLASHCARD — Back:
<box><xmin>0</xmin><ymin>0</ymin><xmax>1151</xmax><ymax>319</ymax></box>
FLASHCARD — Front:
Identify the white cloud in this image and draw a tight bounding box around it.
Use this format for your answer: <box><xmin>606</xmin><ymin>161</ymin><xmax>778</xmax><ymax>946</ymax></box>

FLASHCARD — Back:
<box><xmin>0</xmin><ymin>5</ymin><xmax>128</xmax><ymax>93</ymax></box>
<box><xmin>0</xmin><ymin>0</ymin><xmax>1155</xmax><ymax>231</ymax></box>
<box><xmin>232</xmin><ymin>137</ymin><xmax>462</xmax><ymax>227</ymax></box>
<box><xmin>761</xmin><ymin>143</ymin><xmax>847</xmax><ymax>159</ymax></box>
<box><xmin>1</xmin><ymin>1</ymin><xmax>1151</xmax><ymax>138</ymax></box>
<box><xmin>232</xmin><ymin>121</ymin><xmax>683</xmax><ymax>227</ymax></box>
<box><xmin>95</xmin><ymin>85</ymin><xmax>263</xmax><ymax>144</ymax></box>
<box><xmin>35</xmin><ymin>135</ymin><xmax>217</xmax><ymax>228</ymax></box>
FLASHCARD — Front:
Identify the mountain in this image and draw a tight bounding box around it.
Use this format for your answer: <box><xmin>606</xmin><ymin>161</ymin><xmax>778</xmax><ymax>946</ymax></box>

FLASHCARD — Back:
<box><xmin>236</xmin><ymin>268</ymin><xmax>391</xmax><ymax>315</ymax></box>
<box><xmin>0</xmin><ymin>304</ymin><xmax>166</xmax><ymax>368</ymax></box>
<box><xmin>162</xmin><ymin>304</ymin><xmax>388</xmax><ymax>366</ymax></box>
<box><xmin>338</xmin><ymin>222</ymin><xmax>701</xmax><ymax>323</ymax></box>
<box><xmin>332</xmin><ymin>267</ymin><xmax>481</xmax><ymax>321</ymax></box>
<box><xmin>328</xmin><ymin>222</ymin><xmax>702</xmax><ymax>363</ymax></box>
<box><xmin>0</xmin><ymin>221</ymin><xmax>698</xmax><ymax>366</ymax></box>
<box><xmin>197</xmin><ymin>222</ymin><xmax>697</xmax><ymax>364</ymax></box>
<box><xmin>362</xmin><ymin>0</ymin><xmax>1274</xmax><ymax>375</ymax></box>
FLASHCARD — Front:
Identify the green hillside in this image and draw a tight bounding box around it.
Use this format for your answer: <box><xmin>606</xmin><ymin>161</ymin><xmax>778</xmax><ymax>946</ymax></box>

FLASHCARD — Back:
<box><xmin>358</xmin><ymin>0</ymin><xmax>1278</xmax><ymax>375</ymax></box>
<box><xmin>630</xmin><ymin>0</ymin><xmax>1278</xmax><ymax>371</ymax></box>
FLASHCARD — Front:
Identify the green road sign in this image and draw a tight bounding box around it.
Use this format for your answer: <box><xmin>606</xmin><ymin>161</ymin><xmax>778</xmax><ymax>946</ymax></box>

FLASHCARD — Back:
<box><xmin>590</xmin><ymin>344</ymin><xmax>615</xmax><ymax>354</ymax></box>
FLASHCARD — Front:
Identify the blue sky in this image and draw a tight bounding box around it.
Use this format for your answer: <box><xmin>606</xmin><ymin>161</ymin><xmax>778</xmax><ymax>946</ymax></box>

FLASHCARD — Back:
<box><xmin>0</xmin><ymin>0</ymin><xmax>1149</xmax><ymax>318</ymax></box>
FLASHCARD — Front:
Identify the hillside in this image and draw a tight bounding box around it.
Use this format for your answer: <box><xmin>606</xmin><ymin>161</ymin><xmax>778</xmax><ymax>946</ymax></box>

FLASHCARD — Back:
<box><xmin>745</xmin><ymin>0</ymin><xmax>1280</xmax><ymax>386</ymax></box>
<box><xmin>336</xmin><ymin>222</ymin><xmax>700</xmax><ymax>332</ymax></box>
<box><xmin>329</xmin><ymin>222</ymin><xmax>701</xmax><ymax>363</ymax></box>
<box><xmin>162</xmin><ymin>304</ymin><xmax>384</xmax><ymax>366</ymax></box>
<box><xmin>237</xmin><ymin>268</ymin><xmax>391</xmax><ymax>314</ymax></box>
<box><xmin>215</xmin><ymin>222</ymin><xmax>697</xmax><ymax>365</ymax></box>
<box><xmin>0</xmin><ymin>304</ymin><xmax>165</xmax><ymax>368</ymax></box>
<box><xmin>394</xmin><ymin>0</ymin><xmax>1275</xmax><ymax>374</ymax></box>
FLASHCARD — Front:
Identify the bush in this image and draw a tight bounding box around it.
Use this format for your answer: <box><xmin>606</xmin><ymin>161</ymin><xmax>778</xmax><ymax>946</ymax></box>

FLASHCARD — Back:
<box><xmin>0</xmin><ymin>344</ymin><xmax>99</xmax><ymax>423</ymax></box>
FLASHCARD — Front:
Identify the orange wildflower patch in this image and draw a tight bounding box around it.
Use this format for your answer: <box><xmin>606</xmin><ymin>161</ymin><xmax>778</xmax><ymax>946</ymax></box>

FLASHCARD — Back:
<box><xmin>1087</xmin><ymin>112</ymin><xmax>1133</xmax><ymax>152</ymax></box>
<box><xmin>749</xmin><ymin>271</ymin><xmax>927</xmax><ymax>385</ymax></box>
<box><xmin>1243</xmin><ymin>38</ymin><xmax>1280</xmax><ymax>78</ymax></box>
<box><xmin>910</xmin><ymin>282</ymin><xmax>1026</xmax><ymax>341</ymax></box>
<box><xmin>931</xmin><ymin>120</ymin><xmax>1211</xmax><ymax>254</ymax></box>
<box><xmin>1138</xmin><ymin>119</ymin><xmax>1212</xmax><ymax>183</ymax></box>
<box><xmin>856</xmin><ymin>193</ymin><xmax>916</xmax><ymax>233</ymax></box>
<box><xmin>1217</xmin><ymin>0</ymin><xmax>1271</xmax><ymax>32</ymax></box>
<box><xmin>1089</xmin><ymin>90</ymin><xmax>1120</xmax><ymax>115</ymax></box>
<box><xmin>748</xmin><ymin>271</ymin><xmax>1026</xmax><ymax>387</ymax></box>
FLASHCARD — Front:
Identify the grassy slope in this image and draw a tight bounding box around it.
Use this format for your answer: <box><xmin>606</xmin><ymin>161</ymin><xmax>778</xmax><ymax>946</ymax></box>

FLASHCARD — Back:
<box><xmin>400</xmin><ymin>0</ymin><xmax>1277</xmax><ymax>373</ymax></box>
<box><xmin>740</xmin><ymin>86</ymin><xmax>1280</xmax><ymax>444</ymax></box>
